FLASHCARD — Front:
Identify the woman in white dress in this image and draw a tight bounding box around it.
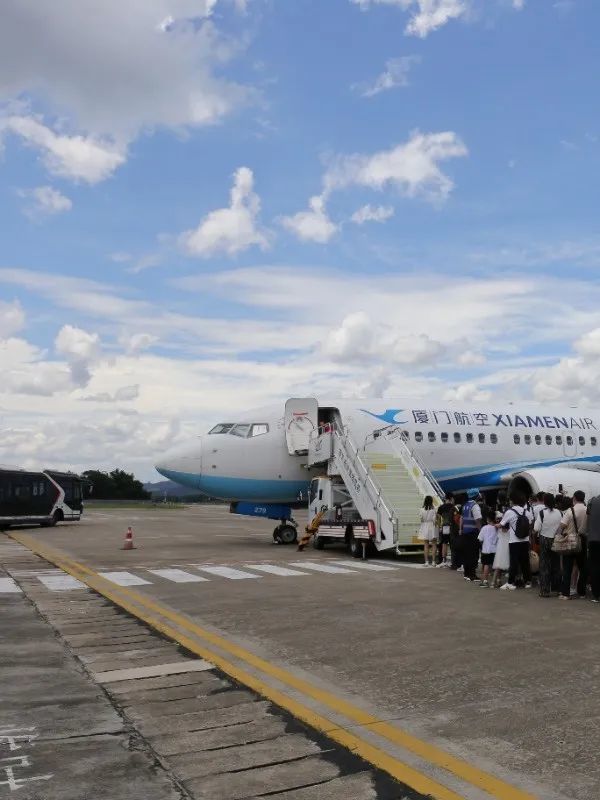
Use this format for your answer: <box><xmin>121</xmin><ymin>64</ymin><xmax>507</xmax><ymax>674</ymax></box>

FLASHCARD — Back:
<box><xmin>418</xmin><ymin>496</ymin><xmax>437</xmax><ymax>566</ymax></box>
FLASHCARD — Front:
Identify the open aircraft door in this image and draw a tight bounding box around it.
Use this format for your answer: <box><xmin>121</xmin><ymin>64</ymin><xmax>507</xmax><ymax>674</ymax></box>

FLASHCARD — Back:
<box><xmin>284</xmin><ymin>398</ymin><xmax>318</xmax><ymax>455</ymax></box>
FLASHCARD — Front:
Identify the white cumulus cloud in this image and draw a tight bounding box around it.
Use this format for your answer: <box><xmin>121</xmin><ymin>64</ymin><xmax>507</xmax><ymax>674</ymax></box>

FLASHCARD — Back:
<box><xmin>2</xmin><ymin>116</ymin><xmax>125</xmax><ymax>184</ymax></box>
<box><xmin>324</xmin><ymin>131</ymin><xmax>468</xmax><ymax>203</ymax></box>
<box><xmin>351</xmin><ymin>204</ymin><xmax>395</xmax><ymax>225</ymax></box>
<box><xmin>181</xmin><ymin>167</ymin><xmax>269</xmax><ymax>257</ymax></box>
<box><xmin>354</xmin><ymin>56</ymin><xmax>420</xmax><ymax>97</ymax></box>
<box><xmin>351</xmin><ymin>0</ymin><xmax>469</xmax><ymax>38</ymax></box>
<box><xmin>54</xmin><ymin>324</ymin><xmax>101</xmax><ymax>386</ymax></box>
<box><xmin>18</xmin><ymin>185</ymin><xmax>72</xmax><ymax>218</ymax></box>
<box><xmin>0</xmin><ymin>300</ymin><xmax>25</xmax><ymax>338</ymax></box>
<box><xmin>280</xmin><ymin>195</ymin><xmax>338</xmax><ymax>243</ymax></box>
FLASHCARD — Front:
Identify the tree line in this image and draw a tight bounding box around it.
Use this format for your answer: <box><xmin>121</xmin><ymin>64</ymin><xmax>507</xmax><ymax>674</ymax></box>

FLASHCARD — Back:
<box><xmin>82</xmin><ymin>469</ymin><xmax>150</xmax><ymax>500</ymax></box>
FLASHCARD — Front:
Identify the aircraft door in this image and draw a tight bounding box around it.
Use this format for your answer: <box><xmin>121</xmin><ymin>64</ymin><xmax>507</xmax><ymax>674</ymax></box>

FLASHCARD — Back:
<box><xmin>284</xmin><ymin>398</ymin><xmax>318</xmax><ymax>455</ymax></box>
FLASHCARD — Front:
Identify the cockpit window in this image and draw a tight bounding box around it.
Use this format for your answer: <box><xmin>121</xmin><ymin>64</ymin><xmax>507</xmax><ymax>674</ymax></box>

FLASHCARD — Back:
<box><xmin>250</xmin><ymin>424</ymin><xmax>269</xmax><ymax>437</ymax></box>
<box><xmin>208</xmin><ymin>423</ymin><xmax>235</xmax><ymax>434</ymax></box>
<box><xmin>230</xmin><ymin>423</ymin><xmax>252</xmax><ymax>438</ymax></box>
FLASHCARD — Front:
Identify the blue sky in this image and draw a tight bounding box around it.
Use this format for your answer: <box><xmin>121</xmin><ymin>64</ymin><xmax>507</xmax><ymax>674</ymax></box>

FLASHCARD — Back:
<box><xmin>1</xmin><ymin>0</ymin><xmax>600</xmax><ymax>479</ymax></box>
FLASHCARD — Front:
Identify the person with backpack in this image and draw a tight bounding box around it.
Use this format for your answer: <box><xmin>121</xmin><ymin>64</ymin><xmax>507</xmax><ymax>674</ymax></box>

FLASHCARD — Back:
<box><xmin>460</xmin><ymin>488</ymin><xmax>483</xmax><ymax>582</ymax></box>
<box><xmin>435</xmin><ymin>493</ymin><xmax>456</xmax><ymax>568</ymax></box>
<box><xmin>499</xmin><ymin>490</ymin><xmax>533</xmax><ymax>591</ymax></box>
<box><xmin>555</xmin><ymin>490</ymin><xmax>587</xmax><ymax>600</ymax></box>
<box><xmin>533</xmin><ymin>493</ymin><xmax>562</xmax><ymax>597</ymax></box>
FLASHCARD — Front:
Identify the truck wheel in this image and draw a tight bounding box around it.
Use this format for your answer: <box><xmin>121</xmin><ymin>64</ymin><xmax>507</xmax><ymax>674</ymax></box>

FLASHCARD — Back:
<box><xmin>313</xmin><ymin>535</ymin><xmax>325</xmax><ymax>550</ymax></box>
<box><xmin>349</xmin><ymin>535</ymin><xmax>365</xmax><ymax>559</ymax></box>
<box><xmin>277</xmin><ymin>524</ymin><xmax>297</xmax><ymax>545</ymax></box>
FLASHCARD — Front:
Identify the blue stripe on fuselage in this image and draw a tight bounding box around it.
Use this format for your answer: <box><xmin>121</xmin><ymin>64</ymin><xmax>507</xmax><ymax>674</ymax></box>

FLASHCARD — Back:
<box><xmin>158</xmin><ymin>468</ymin><xmax>310</xmax><ymax>502</ymax></box>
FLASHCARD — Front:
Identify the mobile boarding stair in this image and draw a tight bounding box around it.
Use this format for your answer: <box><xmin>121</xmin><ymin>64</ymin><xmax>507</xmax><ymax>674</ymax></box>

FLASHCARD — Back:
<box><xmin>308</xmin><ymin>423</ymin><xmax>445</xmax><ymax>555</ymax></box>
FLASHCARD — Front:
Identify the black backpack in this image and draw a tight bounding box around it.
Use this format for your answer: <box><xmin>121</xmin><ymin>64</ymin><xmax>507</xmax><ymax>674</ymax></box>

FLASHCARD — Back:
<box><xmin>512</xmin><ymin>507</ymin><xmax>530</xmax><ymax>540</ymax></box>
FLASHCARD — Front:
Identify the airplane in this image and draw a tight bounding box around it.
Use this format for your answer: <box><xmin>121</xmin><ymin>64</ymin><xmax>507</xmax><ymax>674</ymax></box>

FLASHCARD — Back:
<box><xmin>155</xmin><ymin>397</ymin><xmax>600</xmax><ymax>542</ymax></box>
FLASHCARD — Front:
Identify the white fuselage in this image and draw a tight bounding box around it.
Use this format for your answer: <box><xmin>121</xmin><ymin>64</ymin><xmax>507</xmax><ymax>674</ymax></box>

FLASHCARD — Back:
<box><xmin>155</xmin><ymin>399</ymin><xmax>600</xmax><ymax>502</ymax></box>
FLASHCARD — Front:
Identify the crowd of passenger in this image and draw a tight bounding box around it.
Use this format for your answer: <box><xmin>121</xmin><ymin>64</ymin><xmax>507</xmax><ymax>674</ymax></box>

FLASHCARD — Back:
<box><xmin>418</xmin><ymin>487</ymin><xmax>600</xmax><ymax>600</ymax></box>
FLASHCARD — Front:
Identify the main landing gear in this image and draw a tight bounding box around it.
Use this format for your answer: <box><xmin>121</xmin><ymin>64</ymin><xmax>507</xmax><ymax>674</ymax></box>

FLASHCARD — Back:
<box><xmin>273</xmin><ymin>520</ymin><xmax>298</xmax><ymax>545</ymax></box>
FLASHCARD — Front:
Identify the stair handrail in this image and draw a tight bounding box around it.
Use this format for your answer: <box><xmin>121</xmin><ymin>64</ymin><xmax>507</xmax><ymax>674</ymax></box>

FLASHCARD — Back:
<box><xmin>363</xmin><ymin>424</ymin><xmax>445</xmax><ymax>501</ymax></box>
<box><xmin>332</xmin><ymin>424</ymin><xmax>394</xmax><ymax>524</ymax></box>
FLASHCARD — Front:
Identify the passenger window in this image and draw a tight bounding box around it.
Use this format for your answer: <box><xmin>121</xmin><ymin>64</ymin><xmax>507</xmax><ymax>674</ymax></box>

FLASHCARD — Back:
<box><xmin>524</xmin><ymin>435</ymin><xmax>532</xmax><ymax>445</ymax></box>
<box><xmin>514</xmin><ymin>434</ymin><xmax>520</xmax><ymax>444</ymax></box>
<box><xmin>579</xmin><ymin>436</ymin><xmax>585</xmax><ymax>446</ymax></box>
<box><xmin>454</xmin><ymin>432</ymin><xmax>461</xmax><ymax>443</ymax></box>
<box><xmin>230</xmin><ymin>423</ymin><xmax>252</xmax><ymax>438</ymax></box>
<box><xmin>415</xmin><ymin>431</ymin><xmax>423</xmax><ymax>442</ymax></box>
<box><xmin>545</xmin><ymin>435</ymin><xmax>552</xmax><ymax>446</ymax></box>
<box><xmin>490</xmin><ymin>434</ymin><xmax>498</xmax><ymax>444</ymax></box>
<box><xmin>535</xmin><ymin>435</ymin><xmax>542</xmax><ymax>445</ymax></box>
<box><xmin>478</xmin><ymin>433</ymin><xmax>485</xmax><ymax>443</ymax></box>
<box><xmin>592</xmin><ymin>437</ymin><xmax>598</xmax><ymax>447</ymax></box>
<box><xmin>556</xmin><ymin>436</ymin><xmax>563</xmax><ymax>445</ymax></box>
<box><xmin>251</xmin><ymin>424</ymin><xmax>269</xmax><ymax>437</ymax></box>
<box><xmin>466</xmin><ymin>433</ymin><xmax>473</xmax><ymax>443</ymax></box>
<box><xmin>441</xmin><ymin>432</ymin><xmax>448</xmax><ymax>443</ymax></box>
<box><xmin>566</xmin><ymin>435</ymin><xmax>573</xmax><ymax>446</ymax></box>
<box><xmin>428</xmin><ymin>432</ymin><xmax>436</xmax><ymax>442</ymax></box>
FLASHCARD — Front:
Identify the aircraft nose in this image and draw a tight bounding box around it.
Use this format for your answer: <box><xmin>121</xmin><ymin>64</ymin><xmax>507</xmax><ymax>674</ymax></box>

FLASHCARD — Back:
<box><xmin>155</xmin><ymin>440</ymin><xmax>202</xmax><ymax>486</ymax></box>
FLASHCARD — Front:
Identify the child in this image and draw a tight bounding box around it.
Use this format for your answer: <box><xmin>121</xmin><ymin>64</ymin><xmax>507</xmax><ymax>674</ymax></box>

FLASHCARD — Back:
<box><xmin>477</xmin><ymin>511</ymin><xmax>498</xmax><ymax>587</ymax></box>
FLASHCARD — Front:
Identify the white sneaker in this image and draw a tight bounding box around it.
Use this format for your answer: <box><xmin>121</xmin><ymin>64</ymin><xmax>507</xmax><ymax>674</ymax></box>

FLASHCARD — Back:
<box><xmin>457</xmin><ymin>566</ymin><xmax>464</xmax><ymax>573</ymax></box>
<box><xmin>500</xmin><ymin>583</ymin><xmax>517</xmax><ymax>591</ymax></box>
<box><xmin>524</xmin><ymin>583</ymin><xmax>532</xmax><ymax>589</ymax></box>
<box><xmin>436</xmin><ymin>562</ymin><xmax>446</xmax><ymax>568</ymax></box>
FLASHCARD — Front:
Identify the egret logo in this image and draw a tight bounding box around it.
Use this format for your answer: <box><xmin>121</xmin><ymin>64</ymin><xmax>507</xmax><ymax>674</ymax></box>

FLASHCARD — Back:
<box><xmin>361</xmin><ymin>409</ymin><xmax>407</xmax><ymax>424</ymax></box>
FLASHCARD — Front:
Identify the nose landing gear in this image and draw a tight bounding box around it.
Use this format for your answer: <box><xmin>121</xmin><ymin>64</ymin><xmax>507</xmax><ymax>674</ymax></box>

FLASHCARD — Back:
<box><xmin>273</xmin><ymin>521</ymin><xmax>298</xmax><ymax>545</ymax></box>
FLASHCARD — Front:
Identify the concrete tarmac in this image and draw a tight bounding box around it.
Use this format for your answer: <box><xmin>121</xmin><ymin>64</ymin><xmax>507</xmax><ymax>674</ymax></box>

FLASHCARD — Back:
<box><xmin>5</xmin><ymin>504</ymin><xmax>600</xmax><ymax>800</ymax></box>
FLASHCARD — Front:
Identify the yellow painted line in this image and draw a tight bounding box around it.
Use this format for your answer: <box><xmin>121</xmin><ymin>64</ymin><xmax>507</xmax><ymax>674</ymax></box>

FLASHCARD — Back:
<box><xmin>11</xmin><ymin>533</ymin><xmax>539</xmax><ymax>800</ymax></box>
<box><xmin>371</xmin><ymin>464</ymin><xmax>387</xmax><ymax>470</ymax></box>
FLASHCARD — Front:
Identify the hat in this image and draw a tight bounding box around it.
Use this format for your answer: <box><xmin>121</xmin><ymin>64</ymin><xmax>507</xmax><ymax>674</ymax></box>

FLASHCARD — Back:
<box><xmin>466</xmin><ymin>488</ymin><xmax>480</xmax><ymax>500</ymax></box>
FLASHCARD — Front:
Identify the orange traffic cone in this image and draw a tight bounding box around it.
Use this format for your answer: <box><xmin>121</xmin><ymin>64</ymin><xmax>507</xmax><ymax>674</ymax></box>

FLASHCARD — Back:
<box><xmin>122</xmin><ymin>526</ymin><xmax>135</xmax><ymax>550</ymax></box>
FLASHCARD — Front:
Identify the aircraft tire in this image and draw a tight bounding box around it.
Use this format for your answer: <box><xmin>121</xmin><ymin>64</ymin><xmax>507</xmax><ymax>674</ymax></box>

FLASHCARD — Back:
<box><xmin>277</xmin><ymin>524</ymin><xmax>297</xmax><ymax>545</ymax></box>
<box><xmin>349</xmin><ymin>534</ymin><xmax>365</xmax><ymax>559</ymax></box>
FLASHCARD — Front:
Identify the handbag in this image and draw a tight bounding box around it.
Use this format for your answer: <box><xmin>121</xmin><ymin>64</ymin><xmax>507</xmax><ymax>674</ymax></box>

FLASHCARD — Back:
<box><xmin>552</xmin><ymin>507</ymin><xmax>582</xmax><ymax>554</ymax></box>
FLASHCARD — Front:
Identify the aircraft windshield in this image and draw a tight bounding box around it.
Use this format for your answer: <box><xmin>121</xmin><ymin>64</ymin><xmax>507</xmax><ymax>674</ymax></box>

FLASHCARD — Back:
<box><xmin>208</xmin><ymin>423</ymin><xmax>269</xmax><ymax>438</ymax></box>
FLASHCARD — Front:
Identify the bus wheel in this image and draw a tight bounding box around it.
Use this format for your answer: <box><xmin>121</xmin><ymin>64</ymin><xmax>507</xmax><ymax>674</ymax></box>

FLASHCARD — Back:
<box><xmin>277</xmin><ymin>525</ymin><xmax>297</xmax><ymax>545</ymax></box>
<box><xmin>49</xmin><ymin>510</ymin><xmax>63</xmax><ymax>527</ymax></box>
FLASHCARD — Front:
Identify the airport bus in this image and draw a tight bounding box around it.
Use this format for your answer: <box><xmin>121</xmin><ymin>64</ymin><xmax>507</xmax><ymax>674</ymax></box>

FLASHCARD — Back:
<box><xmin>0</xmin><ymin>467</ymin><xmax>84</xmax><ymax>530</ymax></box>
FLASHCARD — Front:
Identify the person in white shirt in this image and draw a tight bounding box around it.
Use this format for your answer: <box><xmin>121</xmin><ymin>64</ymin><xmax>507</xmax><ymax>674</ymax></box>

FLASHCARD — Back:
<box><xmin>557</xmin><ymin>491</ymin><xmax>587</xmax><ymax>600</ymax></box>
<box><xmin>477</xmin><ymin>511</ymin><xmax>498</xmax><ymax>588</ymax></box>
<box><xmin>531</xmin><ymin>492</ymin><xmax>545</xmax><ymax>522</ymax></box>
<box><xmin>533</xmin><ymin>492</ymin><xmax>563</xmax><ymax>597</ymax></box>
<box><xmin>418</xmin><ymin>495</ymin><xmax>437</xmax><ymax>567</ymax></box>
<box><xmin>499</xmin><ymin>491</ymin><xmax>534</xmax><ymax>590</ymax></box>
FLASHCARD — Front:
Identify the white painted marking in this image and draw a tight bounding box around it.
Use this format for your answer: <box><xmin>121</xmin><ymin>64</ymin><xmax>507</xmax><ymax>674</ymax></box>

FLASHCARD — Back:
<box><xmin>243</xmin><ymin>564</ymin><xmax>309</xmax><ymax>577</ymax></box>
<box><xmin>99</xmin><ymin>571</ymin><xmax>151</xmax><ymax>586</ymax></box>
<box><xmin>194</xmin><ymin>565</ymin><xmax>261</xmax><ymax>580</ymax></box>
<box><xmin>95</xmin><ymin>660</ymin><xmax>213</xmax><ymax>683</ymax></box>
<box><xmin>335</xmin><ymin>560</ymin><xmax>398</xmax><ymax>572</ymax></box>
<box><xmin>148</xmin><ymin>569</ymin><xmax>209</xmax><ymax>583</ymax></box>
<box><xmin>0</xmin><ymin>578</ymin><xmax>22</xmax><ymax>594</ymax></box>
<box><xmin>37</xmin><ymin>575</ymin><xmax>86</xmax><ymax>591</ymax></box>
<box><xmin>288</xmin><ymin>562</ymin><xmax>358</xmax><ymax>575</ymax></box>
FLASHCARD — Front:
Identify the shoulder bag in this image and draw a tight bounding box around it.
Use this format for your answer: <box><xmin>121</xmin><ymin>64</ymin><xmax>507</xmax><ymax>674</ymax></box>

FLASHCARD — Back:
<box><xmin>552</xmin><ymin>507</ymin><xmax>582</xmax><ymax>554</ymax></box>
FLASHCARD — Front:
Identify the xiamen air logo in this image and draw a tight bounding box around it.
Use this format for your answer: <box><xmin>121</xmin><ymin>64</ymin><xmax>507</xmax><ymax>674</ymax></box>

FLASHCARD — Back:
<box><xmin>360</xmin><ymin>409</ymin><xmax>408</xmax><ymax>425</ymax></box>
